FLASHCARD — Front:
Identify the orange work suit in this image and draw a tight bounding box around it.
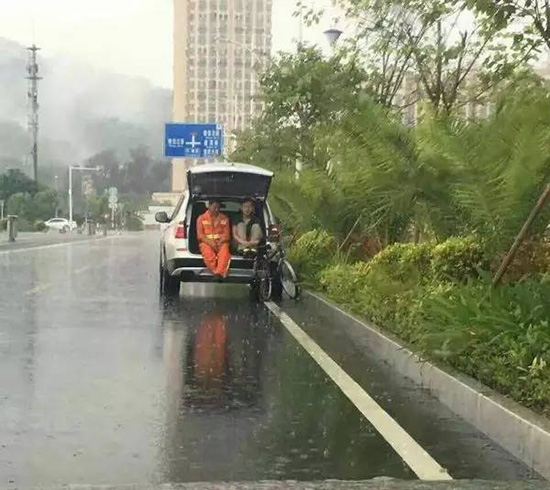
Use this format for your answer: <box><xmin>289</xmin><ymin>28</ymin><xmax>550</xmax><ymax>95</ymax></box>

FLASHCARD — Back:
<box><xmin>194</xmin><ymin>314</ymin><xmax>227</xmax><ymax>390</ymax></box>
<box><xmin>197</xmin><ymin>210</ymin><xmax>232</xmax><ymax>277</ymax></box>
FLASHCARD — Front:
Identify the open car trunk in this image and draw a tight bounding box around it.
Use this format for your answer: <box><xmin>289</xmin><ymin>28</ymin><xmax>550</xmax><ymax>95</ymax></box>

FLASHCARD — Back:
<box><xmin>187</xmin><ymin>199</ymin><xmax>267</xmax><ymax>256</ymax></box>
<box><xmin>187</xmin><ymin>164</ymin><xmax>273</xmax><ymax>201</ymax></box>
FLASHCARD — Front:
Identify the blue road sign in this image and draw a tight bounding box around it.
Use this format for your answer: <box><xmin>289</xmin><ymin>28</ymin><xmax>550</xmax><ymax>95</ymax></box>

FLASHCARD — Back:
<box><xmin>164</xmin><ymin>123</ymin><xmax>224</xmax><ymax>158</ymax></box>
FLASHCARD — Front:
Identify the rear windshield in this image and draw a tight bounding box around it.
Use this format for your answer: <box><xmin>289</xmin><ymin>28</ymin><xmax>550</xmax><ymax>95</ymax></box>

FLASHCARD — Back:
<box><xmin>190</xmin><ymin>172</ymin><xmax>271</xmax><ymax>199</ymax></box>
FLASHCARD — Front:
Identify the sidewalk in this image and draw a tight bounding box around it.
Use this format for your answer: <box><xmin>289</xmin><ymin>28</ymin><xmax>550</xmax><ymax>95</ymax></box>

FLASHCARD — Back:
<box><xmin>0</xmin><ymin>231</ymin><xmax>107</xmax><ymax>252</ymax></box>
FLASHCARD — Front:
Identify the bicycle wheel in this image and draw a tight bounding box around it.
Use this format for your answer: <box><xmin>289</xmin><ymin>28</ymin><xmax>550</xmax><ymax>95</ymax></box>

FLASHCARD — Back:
<box><xmin>279</xmin><ymin>258</ymin><xmax>300</xmax><ymax>299</ymax></box>
<box><xmin>258</xmin><ymin>261</ymin><xmax>273</xmax><ymax>302</ymax></box>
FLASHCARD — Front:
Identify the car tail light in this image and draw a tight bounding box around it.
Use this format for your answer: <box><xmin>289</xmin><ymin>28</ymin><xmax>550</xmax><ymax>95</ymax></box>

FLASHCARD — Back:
<box><xmin>175</xmin><ymin>222</ymin><xmax>187</xmax><ymax>239</ymax></box>
<box><xmin>268</xmin><ymin>224</ymin><xmax>280</xmax><ymax>242</ymax></box>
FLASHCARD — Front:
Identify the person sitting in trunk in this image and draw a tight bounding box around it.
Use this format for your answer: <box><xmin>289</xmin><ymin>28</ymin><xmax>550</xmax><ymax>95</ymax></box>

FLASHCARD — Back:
<box><xmin>233</xmin><ymin>197</ymin><xmax>263</xmax><ymax>254</ymax></box>
<box><xmin>197</xmin><ymin>200</ymin><xmax>231</xmax><ymax>278</ymax></box>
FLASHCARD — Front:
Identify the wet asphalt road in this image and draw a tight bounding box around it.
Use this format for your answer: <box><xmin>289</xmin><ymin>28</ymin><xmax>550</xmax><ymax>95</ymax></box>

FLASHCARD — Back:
<box><xmin>0</xmin><ymin>234</ymin><xmax>543</xmax><ymax>486</ymax></box>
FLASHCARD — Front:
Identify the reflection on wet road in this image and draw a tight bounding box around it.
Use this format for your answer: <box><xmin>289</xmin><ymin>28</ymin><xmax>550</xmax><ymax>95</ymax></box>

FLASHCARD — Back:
<box><xmin>0</xmin><ymin>234</ymin><xmax>539</xmax><ymax>485</ymax></box>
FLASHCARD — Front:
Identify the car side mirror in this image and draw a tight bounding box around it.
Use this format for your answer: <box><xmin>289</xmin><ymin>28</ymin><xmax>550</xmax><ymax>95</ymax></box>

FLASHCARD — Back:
<box><xmin>155</xmin><ymin>211</ymin><xmax>170</xmax><ymax>224</ymax></box>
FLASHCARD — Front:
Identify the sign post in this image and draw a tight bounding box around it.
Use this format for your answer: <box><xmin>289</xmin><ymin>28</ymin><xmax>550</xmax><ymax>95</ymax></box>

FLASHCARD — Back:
<box><xmin>108</xmin><ymin>187</ymin><xmax>118</xmax><ymax>229</ymax></box>
<box><xmin>164</xmin><ymin>123</ymin><xmax>224</xmax><ymax>159</ymax></box>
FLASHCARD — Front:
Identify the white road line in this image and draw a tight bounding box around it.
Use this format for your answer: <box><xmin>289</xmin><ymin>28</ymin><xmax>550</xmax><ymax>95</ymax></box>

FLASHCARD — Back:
<box><xmin>265</xmin><ymin>301</ymin><xmax>452</xmax><ymax>481</ymax></box>
<box><xmin>0</xmin><ymin>235</ymin><xmax>121</xmax><ymax>256</ymax></box>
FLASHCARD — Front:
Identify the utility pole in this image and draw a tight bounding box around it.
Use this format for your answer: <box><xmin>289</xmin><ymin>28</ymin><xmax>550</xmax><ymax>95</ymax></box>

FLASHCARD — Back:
<box><xmin>26</xmin><ymin>45</ymin><xmax>42</xmax><ymax>183</ymax></box>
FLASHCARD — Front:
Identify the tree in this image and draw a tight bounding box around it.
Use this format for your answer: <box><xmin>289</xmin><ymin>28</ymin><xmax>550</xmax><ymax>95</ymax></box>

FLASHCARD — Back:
<box><xmin>297</xmin><ymin>1</ymin><xmax>419</xmax><ymax>107</ymax></box>
<box><xmin>298</xmin><ymin>0</ymin><xmax>528</xmax><ymax>115</ymax></box>
<box><xmin>6</xmin><ymin>193</ymin><xmax>32</xmax><ymax>219</ymax></box>
<box><xmin>86</xmin><ymin>194</ymin><xmax>110</xmax><ymax>222</ymax></box>
<box><xmin>31</xmin><ymin>190</ymin><xmax>58</xmax><ymax>221</ymax></box>
<box><xmin>466</xmin><ymin>0</ymin><xmax>550</xmax><ymax>53</ymax></box>
<box><xmin>85</xmin><ymin>146</ymin><xmax>171</xmax><ymax>196</ymax></box>
<box><xmin>0</xmin><ymin>169</ymin><xmax>38</xmax><ymax>201</ymax></box>
<box><xmin>86</xmin><ymin>150</ymin><xmax>123</xmax><ymax>194</ymax></box>
<box><xmin>234</xmin><ymin>46</ymin><xmax>365</xmax><ymax>172</ymax></box>
<box><xmin>7</xmin><ymin>190</ymin><xmax>58</xmax><ymax>223</ymax></box>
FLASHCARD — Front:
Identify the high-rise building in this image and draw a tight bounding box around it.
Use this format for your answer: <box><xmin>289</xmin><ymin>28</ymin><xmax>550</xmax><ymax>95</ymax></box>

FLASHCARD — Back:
<box><xmin>172</xmin><ymin>0</ymin><xmax>273</xmax><ymax>191</ymax></box>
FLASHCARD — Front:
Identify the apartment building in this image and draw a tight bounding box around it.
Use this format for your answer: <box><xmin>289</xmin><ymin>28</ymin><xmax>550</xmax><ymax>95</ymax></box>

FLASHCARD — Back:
<box><xmin>172</xmin><ymin>0</ymin><xmax>273</xmax><ymax>191</ymax></box>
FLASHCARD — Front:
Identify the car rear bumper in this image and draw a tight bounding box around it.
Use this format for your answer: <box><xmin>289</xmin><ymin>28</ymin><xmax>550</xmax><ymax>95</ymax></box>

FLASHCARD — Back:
<box><xmin>167</xmin><ymin>257</ymin><xmax>256</xmax><ymax>283</ymax></box>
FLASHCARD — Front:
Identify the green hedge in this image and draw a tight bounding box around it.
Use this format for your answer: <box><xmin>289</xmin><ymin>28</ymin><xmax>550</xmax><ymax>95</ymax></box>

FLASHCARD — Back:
<box><xmin>311</xmin><ymin>235</ymin><xmax>487</xmax><ymax>286</ymax></box>
<box><xmin>416</xmin><ymin>277</ymin><xmax>550</xmax><ymax>414</ymax></box>
<box><xmin>299</xmin><ymin>234</ymin><xmax>549</xmax><ymax>415</ymax></box>
<box><xmin>431</xmin><ymin>236</ymin><xmax>488</xmax><ymax>281</ymax></box>
<box><xmin>366</xmin><ymin>242</ymin><xmax>433</xmax><ymax>281</ymax></box>
<box><xmin>127</xmin><ymin>215</ymin><xmax>144</xmax><ymax>231</ymax></box>
<box><xmin>33</xmin><ymin>220</ymin><xmax>47</xmax><ymax>232</ymax></box>
<box><xmin>14</xmin><ymin>218</ymin><xmax>32</xmax><ymax>232</ymax></box>
<box><xmin>320</xmin><ymin>260</ymin><xmax>425</xmax><ymax>338</ymax></box>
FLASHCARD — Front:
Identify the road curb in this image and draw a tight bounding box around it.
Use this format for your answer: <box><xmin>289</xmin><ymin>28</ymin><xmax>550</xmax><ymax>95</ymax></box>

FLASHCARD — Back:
<box><xmin>305</xmin><ymin>291</ymin><xmax>550</xmax><ymax>480</ymax></box>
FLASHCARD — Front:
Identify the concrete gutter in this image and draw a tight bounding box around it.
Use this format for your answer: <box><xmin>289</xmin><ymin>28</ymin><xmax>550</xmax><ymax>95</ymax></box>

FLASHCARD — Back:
<box><xmin>306</xmin><ymin>291</ymin><xmax>550</xmax><ymax>481</ymax></box>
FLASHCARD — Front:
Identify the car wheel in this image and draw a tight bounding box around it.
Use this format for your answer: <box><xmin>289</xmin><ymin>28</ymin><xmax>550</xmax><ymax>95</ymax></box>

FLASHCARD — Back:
<box><xmin>61</xmin><ymin>225</ymin><xmax>70</xmax><ymax>234</ymax></box>
<box><xmin>159</xmin><ymin>259</ymin><xmax>180</xmax><ymax>297</ymax></box>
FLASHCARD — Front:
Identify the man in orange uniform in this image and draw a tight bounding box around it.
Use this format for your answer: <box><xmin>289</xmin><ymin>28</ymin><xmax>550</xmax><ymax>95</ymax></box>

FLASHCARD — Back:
<box><xmin>197</xmin><ymin>200</ymin><xmax>232</xmax><ymax>277</ymax></box>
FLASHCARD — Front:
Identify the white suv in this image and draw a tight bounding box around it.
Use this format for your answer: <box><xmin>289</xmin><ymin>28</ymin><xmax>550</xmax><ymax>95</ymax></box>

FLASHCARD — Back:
<box><xmin>45</xmin><ymin>218</ymin><xmax>77</xmax><ymax>233</ymax></box>
<box><xmin>156</xmin><ymin>163</ymin><xmax>283</xmax><ymax>297</ymax></box>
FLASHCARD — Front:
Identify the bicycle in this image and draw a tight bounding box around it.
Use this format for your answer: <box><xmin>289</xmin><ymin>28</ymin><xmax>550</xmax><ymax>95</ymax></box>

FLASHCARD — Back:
<box><xmin>250</xmin><ymin>243</ymin><xmax>301</xmax><ymax>302</ymax></box>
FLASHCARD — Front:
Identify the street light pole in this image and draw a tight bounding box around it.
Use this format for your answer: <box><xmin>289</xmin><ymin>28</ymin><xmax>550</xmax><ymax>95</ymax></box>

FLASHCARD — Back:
<box><xmin>215</xmin><ymin>37</ymin><xmax>264</xmax><ymax>66</ymax></box>
<box><xmin>69</xmin><ymin>167</ymin><xmax>73</xmax><ymax>225</ymax></box>
<box><xmin>54</xmin><ymin>175</ymin><xmax>59</xmax><ymax>218</ymax></box>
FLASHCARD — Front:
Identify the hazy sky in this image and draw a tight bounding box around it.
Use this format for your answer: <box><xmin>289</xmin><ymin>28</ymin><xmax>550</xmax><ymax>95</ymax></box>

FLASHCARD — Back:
<box><xmin>0</xmin><ymin>0</ymin><xmax>338</xmax><ymax>88</ymax></box>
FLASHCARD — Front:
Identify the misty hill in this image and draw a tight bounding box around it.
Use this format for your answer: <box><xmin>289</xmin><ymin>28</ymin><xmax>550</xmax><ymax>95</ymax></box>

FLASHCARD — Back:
<box><xmin>0</xmin><ymin>37</ymin><xmax>172</xmax><ymax>174</ymax></box>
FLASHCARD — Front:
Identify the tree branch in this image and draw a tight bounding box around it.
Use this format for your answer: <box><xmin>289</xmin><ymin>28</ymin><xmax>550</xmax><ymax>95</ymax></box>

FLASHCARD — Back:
<box><xmin>454</xmin><ymin>34</ymin><xmax>492</xmax><ymax>89</ymax></box>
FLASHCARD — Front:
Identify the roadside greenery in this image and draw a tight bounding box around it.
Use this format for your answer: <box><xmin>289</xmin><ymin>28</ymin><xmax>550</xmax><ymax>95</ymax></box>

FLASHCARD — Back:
<box><xmin>0</xmin><ymin>167</ymin><xmax>147</xmax><ymax>232</ymax></box>
<box><xmin>291</xmin><ymin>233</ymin><xmax>550</xmax><ymax>415</ymax></box>
<box><xmin>232</xmin><ymin>42</ymin><xmax>550</xmax><ymax>415</ymax></box>
<box><xmin>0</xmin><ymin>169</ymin><xmax>57</xmax><ymax>231</ymax></box>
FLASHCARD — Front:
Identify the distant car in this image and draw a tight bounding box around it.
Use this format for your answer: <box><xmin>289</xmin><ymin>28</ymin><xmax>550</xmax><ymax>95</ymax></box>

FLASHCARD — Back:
<box><xmin>45</xmin><ymin>218</ymin><xmax>77</xmax><ymax>233</ymax></box>
<box><xmin>156</xmin><ymin>162</ymin><xmax>283</xmax><ymax>297</ymax></box>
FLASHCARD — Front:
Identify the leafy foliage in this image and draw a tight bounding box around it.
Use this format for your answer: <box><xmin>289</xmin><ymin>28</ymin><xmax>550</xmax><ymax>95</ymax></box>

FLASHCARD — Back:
<box><xmin>466</xmin><ymin>0</ymin><xmax>550</xmax><ymax>52</ymax></box>
<box><xmin>297</xmin><ymin>0</ymin><xmax>525</xmax><ymax>114</ymax></box>
<box><xmin>367</xmin><ymin>242</ymin><xmax>433</xmax><ymax>280</ymax></box>
<box><xmin>6</xmin><ymin>190</ymin><xmax>58</xmax><ymax>223</ymax></box>
<box><xmin>288</xmin><ymin>229</ymin><xmax>338</xmax><ymax>282</ymax></box>
<box><xmin>85</xmin><ymin>146</ymin><xmax>171</xmax><ymax>196</ymax></box>
<box><xmin>315</xmin><ymin>245</ymin><xmax>550</xmax><ymax>415</ymax></box>
<box><xmin>417</xmin><ymin>277</ymin><xmax>550</xmax><ymax>414</ymax></box>
<box><xmin>232</xmin><ymin>45</ymin><xmax>365</xmax><ymax>172</ymax></box>
<box><xmin>33</xmin><ymin>220</ymin><xmax>47</xmax><ymax>232</ymax></box>
<box><xmin>431</xmin><ymin>236</ymin><xmax>487</xmax><ymax>281</ymax></box>
<box><xmin>0</xmin><ymin>169</ymin><xmax>38</xmax><ymax>201</ymax></box>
